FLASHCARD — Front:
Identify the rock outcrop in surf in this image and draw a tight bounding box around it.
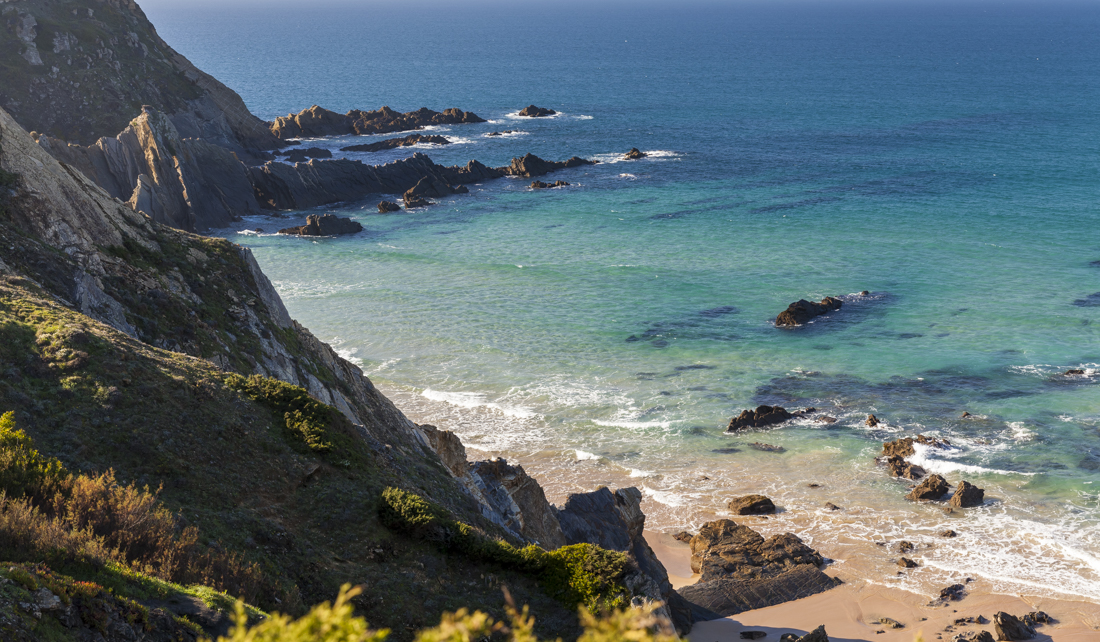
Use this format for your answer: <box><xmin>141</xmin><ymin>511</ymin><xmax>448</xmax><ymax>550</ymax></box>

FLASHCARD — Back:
<box><xmin>775</xmin><ymin>297</ymin><xmax>843</xmax><ymax>326</ymax></box>
<box><xmin>518</xmin><ymin>105</ymin><xmax>556</xmax><ymax>117</ymax></box>
<box><xmin>277</xmin><ymin>214</ymin><xmax>362</xmax><ymax>237</ymax></box>
<box><xmin>341</xmin><ymin>134</ymin><xmax>450</xmax><ymax>153</ymax></box>
<box><xmin>270</xmin><ymin>105</ymin><xmax>484</xmax><ymax>139</ymax></box>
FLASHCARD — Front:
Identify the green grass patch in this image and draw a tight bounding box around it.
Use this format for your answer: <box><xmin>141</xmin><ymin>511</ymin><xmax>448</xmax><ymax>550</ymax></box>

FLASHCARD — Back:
<box><xmin>225</xmin><ymin>374</ymin><xmax>341</xmax><ymax>453</ymax></box>
<box><xmin>379</xmin><ymin>488</ymin><xmax>629</xmax><ymax>613</ymax></box>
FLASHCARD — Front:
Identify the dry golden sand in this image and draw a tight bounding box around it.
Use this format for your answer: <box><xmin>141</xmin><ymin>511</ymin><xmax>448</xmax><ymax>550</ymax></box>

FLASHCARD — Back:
<box><xmin>644</xmin><ymin>530</ymin><xmax>1100</xmax><ymax>642</ymax></box>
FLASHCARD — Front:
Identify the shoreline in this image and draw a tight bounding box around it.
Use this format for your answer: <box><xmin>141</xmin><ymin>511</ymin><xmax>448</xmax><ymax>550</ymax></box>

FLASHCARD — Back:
<box><xmin>644</xmin><ymin>530</ymin><xmax>1100</xmax><ymax>641</ymax></box>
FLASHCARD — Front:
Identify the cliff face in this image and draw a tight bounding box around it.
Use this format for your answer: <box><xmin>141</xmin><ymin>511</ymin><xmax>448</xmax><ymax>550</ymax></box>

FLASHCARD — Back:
<box><xmin>0</xmin><ymin>0</ymin><xmax>278</xmax><ymax>152</ymax></box>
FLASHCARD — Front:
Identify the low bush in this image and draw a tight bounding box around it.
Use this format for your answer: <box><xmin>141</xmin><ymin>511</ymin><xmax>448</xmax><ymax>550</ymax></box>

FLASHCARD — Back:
<box><xmin>0</xmin><ymin>411</ymin><xmax>265</xmax><ymax>602</ymax></box>
<box><xmin>379</xmin><ymin>487</ymin><xmax>628</xmax><ymax>612</ymax></box>
<box><xmin>225</xmin><ymin>374</ymin><xmax>339</xmax><ymax>453</ymax></box>
<box><xmin>215</xmin><ymin>583</ymin><xmax>679</xmax><ymax>642</ymax></box>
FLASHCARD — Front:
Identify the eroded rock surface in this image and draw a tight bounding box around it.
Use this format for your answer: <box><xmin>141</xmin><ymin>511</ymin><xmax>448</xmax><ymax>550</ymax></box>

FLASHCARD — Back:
<box><xmin>906</xmin><ymin>474</ymin><xmax>949</xmax><ymax>501</ymax></box>
<box><xmin>679</xmin><ymin>519</ymin><xmax>839</xmax><ymax>619</ymax></box>
<box><xmin>950</xmin><ymin>481</ymin><xmax>985</xmax><ymax>508</ymax></box>
<box><xmin>884</xmin><ymin>455</ymin><xmax>926</xmax><ymax>480</ymax></box>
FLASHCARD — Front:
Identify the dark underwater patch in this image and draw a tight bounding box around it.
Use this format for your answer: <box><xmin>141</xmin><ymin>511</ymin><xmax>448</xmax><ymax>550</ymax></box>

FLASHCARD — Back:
<box><xmin>1073</xmin><ymin>293</ymin><xmax>1100</xmax><ymax>307</ymax></box>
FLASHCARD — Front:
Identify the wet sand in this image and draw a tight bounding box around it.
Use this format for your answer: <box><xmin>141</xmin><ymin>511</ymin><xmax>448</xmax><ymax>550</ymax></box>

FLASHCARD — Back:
<box><xmin>644</xmin><ymin>530</ymin><xmax>1100</xmax><ymax>642</ymax></box>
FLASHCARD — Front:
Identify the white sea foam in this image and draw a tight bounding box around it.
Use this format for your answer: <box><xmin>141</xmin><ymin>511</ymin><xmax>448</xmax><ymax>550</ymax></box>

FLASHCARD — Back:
<box><xmin>642</xmin><ymin>487</ymin><xmax>688</xmax><ymax>507</ymax></box>
<box><xmin>908</xmin><ymin>443</ymin><xmax>1036</xmax><ymax>477</ymax></box>
<box><xmin>618</xmin><ymin>173</ymin><xmax>637</xmax><ymax>179</ymax></box>
<box><xmin>592</xmin><ymin>150</ymin><xmax>681</xmax><ymax>165</ymax></box>
<box><xmin>629</xmin><ymin>468</ymin><xmax>656</xmax><ymax>478</ymax></box>
<box><xmin>1006</xmin><ymin>421</ymin><xmax>1036</xmax><ymax>441</ymax></box>
<box><xmin>592</xmin><ymin>418</ymin><xmax>672</xmax><ymax>430</ymax></box>
<box><xmin>420</xmin><ymin>388</ymin><xmax>538</xmax><ymax>419</ymax></box>
<box><xmin>575</xmin><ymin>449</ymin><xmax>602</xmax><ymax>461</ymax></box>
<box><xmin>333</xmin><ymin>347</ymin><xmax>364</xmax><ymax>367</ymax></box>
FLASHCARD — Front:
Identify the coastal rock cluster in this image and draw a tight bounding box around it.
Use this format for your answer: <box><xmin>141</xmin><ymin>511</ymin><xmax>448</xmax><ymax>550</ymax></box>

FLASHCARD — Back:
<box><xmin>341</xmin><ymin>133</ymin><xmax>451</xmax><ymax>153</ymax></box>
<box><xmin>277</xmin><ymin>214</ymin><xmax>363</xmax><ymax>237</ymax></box>
<box><xmin>726</xmin><ymin>405</ymin><xmax>816</xmax><ymax>431</ymax></box>
<box><xmin>879</xmin><ymin>437</ymin><xmax>986</xmax><ymax>506</ymax></box>
<box><xmin>270</xmin><ymin>105</ymin><xmax>485</xmax><ymax>139</ymax></box>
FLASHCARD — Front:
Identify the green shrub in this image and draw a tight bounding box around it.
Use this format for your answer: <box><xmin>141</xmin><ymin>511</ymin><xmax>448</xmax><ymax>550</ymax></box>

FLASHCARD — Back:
<box><xmin>378</xmin><ymin>488</ymin><xmax>628</xmax><ymax>612</ymax></box>
<box><xmin>225</xmin><ymin>374</ymin><xmax>338</xmax><ymax>453</ymax></box>
<box><xmin>214</xmin><ymin>584</ymin><xmax>680</xmax><ymax>642</ymax></box>
<box><xmin>0</xmin><ymin>411</ymin><xmax>67</xmax><ymax>502</ymax></box>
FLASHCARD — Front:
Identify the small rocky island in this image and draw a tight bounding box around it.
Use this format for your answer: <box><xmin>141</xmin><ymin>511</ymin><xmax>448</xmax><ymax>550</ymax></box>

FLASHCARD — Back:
<box><xmin>278</xmin><ymin>213</ymin><xmax>363</xmax><ymax>236</ymax></box>
<box><xmin>519</xmin><ymin>104</ymin><xmax>557</xmax><ymax>117</ymax></box>
<box><xmin>623</xmin><ymin>147</ymin><xmax>647</xmax><ymax>160</ymax></box>
<box><xmin>775</xmin><ymin>297</ymin><xmax>844</xmax><ymax>326</ymax></box>
<box><xmin>341</xmin><ymin>134</ymin><xmax>450</xmax><ymax>153</ymax></box>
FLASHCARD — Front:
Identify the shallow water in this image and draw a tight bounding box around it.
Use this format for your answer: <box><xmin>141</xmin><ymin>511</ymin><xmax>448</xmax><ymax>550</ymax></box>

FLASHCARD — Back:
<box><xmin>150</xmin><ymin>0</ymin><xmax>1100</xmax><ymax>602</ymax></box>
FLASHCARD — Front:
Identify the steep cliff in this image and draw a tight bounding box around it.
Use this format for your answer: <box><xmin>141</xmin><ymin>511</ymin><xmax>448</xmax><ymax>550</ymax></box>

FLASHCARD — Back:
<box><xmin>0</xmin><ymin>0</ymin><xmax>278</xmax><ymax>152</ymax></box>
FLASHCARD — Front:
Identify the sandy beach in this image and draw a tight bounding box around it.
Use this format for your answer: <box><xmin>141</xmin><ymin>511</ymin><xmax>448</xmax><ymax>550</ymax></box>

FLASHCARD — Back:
<box><xmin>644</xmin><ymin>531</ymin><xmax>1100</xmax><ymax>642</ymax></box>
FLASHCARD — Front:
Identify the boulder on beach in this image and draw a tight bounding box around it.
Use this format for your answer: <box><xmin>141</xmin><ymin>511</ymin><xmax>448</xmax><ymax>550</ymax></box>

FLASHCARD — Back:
<box><xmin>277</xmin><ymin>214</ymin><xmax>362</xmax><ymax>236</ymax></box>
<box><xmin>884</xmin><ymin>455</ymin><xmax>926</xmax><ymax>480</ymax></box>
<box><xmin>728</xmin><ymin>494</ymin><xmax>776</xmax><ymax>515</ymax></box>
<box><xmin>623</xmin><ymin>147</ymin><xmax>648</xmax><ymax>160</ymax></box>
<box><xmin>940</xmin><ymin>583</ymin><xmax>967</xmax><ymax>601</ymax></box>
<box><xmin>673</xmin><ymin>531</ymin><xmax>695</xmax><ymax>543</ymax></box>
<box><xmin>949</xmin><ymin>480</ymin><xmax>985</xmax><ymax>508</ymax></box>
<box><xmin>775</xmin><ymin>297</ymin><xmax>843</xmax><ymax>327</ymax></box>
<box><xmin>782</xmin><ymin>625</ymin><xmax>830</xmax><ymax>642</ymax></box>
<box><xmin>518</xmin><ymin>104</ymin><xmax>556</xmax><ymax>117</ymax></box>
<box><xmin>906</xmin><ymin>474</ymin><xmax>949</xmax><ymax>501</ymax></box>
<box><xmin>953</xmin><ymin>632</ymin><xmax>994</xmax><ymax>642</ymax></box>
<box><xmin>678</xmin><ymin>520</ymin><xmax>839</xmax><ymax>619</ymax></box>
<box><xmin>377</xmin><ymin>200</ymin><xmax>402</xmax><ymax>213</ymax></box>
<box><xmin>993</xmin><ymin>612</ymin><xmax>1035</xmax><ymax>640</ymax></box>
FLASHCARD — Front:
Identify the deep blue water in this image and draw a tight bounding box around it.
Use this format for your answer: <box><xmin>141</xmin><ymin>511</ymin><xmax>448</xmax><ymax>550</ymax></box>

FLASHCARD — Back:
<box><xmin>147</xmin><ymin>1</ymin><xmax>1100</xmax><ymax>601</ymax></box>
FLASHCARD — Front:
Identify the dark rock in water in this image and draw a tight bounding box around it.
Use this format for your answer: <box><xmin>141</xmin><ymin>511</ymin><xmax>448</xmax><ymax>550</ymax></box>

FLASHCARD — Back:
<box><xmin>679</xmin><ymin>520</ymin><xmax>838</xmax><ymax>619</ymax></box>
<box><xmin>377</xmin><ymin>200</ymin><xmax>402</xmax><ymax>213</ymax></box>
<box><xmin>741</xmin><ymin>632</ymin><xmax>767</xmax><ymax>640</ymax></box>
<box><xmin>277</xmin><ymin>214</ymin><xmax>362</xmax><ymax>236</ymax></box>
<box><xmin>712</xmin><ymin>447</ymin><xmax>741</xmax><ymax>454</ymax></box>
<box><xmin>866</xmin><ymin>414</ymin><xmax>880</xmax><ymax>427</ymax></box>
<box><xmin>624</xmin><ymin>147</ymin><xmax>648</xmax><ymax>160</ymax></box>
<box><xmin>775</xmin><ymin>297</ymin><xmax>843</xmax><ymax>327</ymax></box>
<box><xmin>530</xmin><ymin>180</ymin><xmax>570</xmax><ymax>189</ymax></box>
<box><xmin>254</xmin><ymin>228</ymin><xmax>265</xmax><ymax>233</ymax></box>
<box><xmin>993</xmin><ymin>612</ymin><xmax>1034</xmax><ymax>640</ymax></box>
<box><xmin>277</xmin><ymin>146</ymin><xmax>333</xmax><ymax>162</ymax></box>
<box><xmin>271</xmin><ymin>105</ymin><xmax>485</xmax><ymax>139</ymax></box>
<box><xmin>403</xmin><ymin>195</ymin><xmax>432</xmax><ymax>208</ymax></box>
<box><xmin>860</xmin><ymin>290</ymin><xmax>871</xmax><ymax>296</ymax></box>
<box><xmin>906</xmin><ymin>474</ymin><xmax>948</xmax><ymax>501</ymax></box>
<box><xmin>884</xmin><ymin>455</ymin><xmax>926</xmax><ymax>480</ymax></box>
<box><xmin>882</xmin><ymin>435</ymin><xmax>950</xmax><ymax>458</ymax></box>
<box><xmin>728</xmin><ymin>494</ymin><xmax>776</xmax><ymax>515</ymax></box>
<box><xmin>897</xmin><ymin>541</ymin><xmax>915</xmax><ymax>553</ymax></box>
<box><xmin>673</xmin><ymin>531</ymin><xmax>695</xmax><ymax>543</ymax></box>
<box><xmin>518</xmin><ymin>104</ymin><xmax>556</xmax><ymax>117</ymax></box>
<box><xmin>751</xmin><ymin>442</ymin><xmax>786</xmax><ymax>453</ymax></box>
<box><xmin>726</xmin><ymin>405</ymin><xmax>793</xmax><ymax>431</ymax></box>
<box><xmin>941</xmin><ymin>529</ymin><xmax>958</xmax><ymax>538</ymax></box>
<box><xmin>402</xmin><ymin>175</ymin><xmax>467</xmax><ymax>207</ymax></box>
<box><xmin>1064</xmin><ymin>368</ymin><xmax>1086</xmax><ymax>375</ymax></box>
<box><xmin>961</xmin><ymin>411</ymin><xmax>972</xmax><ymax>417</ymax></box>
<box><xmin>949</xmin><ymin>481</ymin><xmax>985</xmax><ymax>508</ymax></box>
<box><xmin>897</xmin><ymin>557</ymin><xmax>918</xmax><ymax>568</ymax></box>
<box><xmin>487</xmin><ymin>130</ymin><xmax>517</xmax><ymax>136</ymax></box>
<box><xmin>940</xmin><ymin>583</ymin><xmax>967</xmax><ymax>601</ymax></box>
<box><xmin>808</xmin><ymin>483</ymin><xmax>822</xmax><ymax>488</ymax></box>
<box><xmin>556</xmin><ymin>486</ymin><xmax>693</xmax><ymax>632</ymax></box>
<box><xmin>1072</xmin><ymin>292</ymin><xmax>1100</xmax><ymax>307</ymax></box>
<box><xmin>340</xmin><ymin>134</ymin><xmax>451</xmax><ymax>153</ymax></box>
<box><xmin>504</xmin><ymin>152</ymin><xmax>596</xmax><ymax>178</ymax></box>
<box><xmin>816</xmin><ymin>416</ymin><xmax>837</xmax><ymax>424</ymax></box>
<box><xmin>824</xmin><ymin>502</ymin><xmax>841</xmax><ymax>511</ymax></box>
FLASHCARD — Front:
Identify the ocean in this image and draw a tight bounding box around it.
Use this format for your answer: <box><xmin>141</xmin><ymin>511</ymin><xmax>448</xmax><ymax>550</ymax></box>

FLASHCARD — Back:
<box><xmin>147</xmin><ymin>0</ymin><xmax>1100</xmax><ymax>602</ymax></box>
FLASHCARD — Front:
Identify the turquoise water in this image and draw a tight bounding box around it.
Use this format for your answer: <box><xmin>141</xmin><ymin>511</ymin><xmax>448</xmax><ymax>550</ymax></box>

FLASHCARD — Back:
<box><xmin>151</xmin><ymin>1</ymin><xmax>1100</xmax><ymax>600</ymax></box>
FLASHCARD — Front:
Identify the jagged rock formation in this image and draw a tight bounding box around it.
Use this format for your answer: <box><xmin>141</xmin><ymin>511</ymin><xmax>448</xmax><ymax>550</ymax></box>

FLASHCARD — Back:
<box><xmin>341</xmin><ymin>134</ymin><xmax>450</xmax><ymax>153</ymax></box>
<box><xmin>378</xmin><ymin>200</ymin><xmax>402</xmax><ymax>213</ymax></box>
<box><xmin>726</xmin><ymin>405</ymin><xmax>815</xmax><ymax>431</ymax></box>
<box><xmin>678</xmin><ymin>519</ymin><xmax>840</xmax><ymax>619</ymax></box>
<box><xmin>906</xmin><ymin>474</ymin><xmax>949</xmax><ymax>501</ymax></box>
<box><xmin>0</xmin><ymin>0</ymin><xmax>280</xmax><ymax>151</ymax></box>
<box><xmin>531</xmin><ymin>180</ymin><xmax>569</xmax><ymax>189</ymax></box>
<box><xmin>504</xmin><ymin>153</ymin><xmax>595</xmax><ymax>178</ymax></box>
<box><xmin>623</xmin><ymin>148</ymin><xmax>647</xmax><ymax>160</ymax></box>
<box><xmin>270</xmin><ymin>105</ymin><xmax>484</xmax><ymax>139</ymax></box>
<box><xmin>775</xmin><ymin>297</ymin><xmax>843</xmax><ymax>326</ymax></box>
<box><xmin>277</xmin><ymin>147</ymin><xmax>333</xmax><ymax>162</ymax></box>
<box><xmin>34</xmin><ymin>106</ymin><xmax>262</xmax><ymax>231</ymax></box>
<box><xmin>884</xmin><ymin>455</ymin><xmax>926</xmax><ymax>480</ymax></box>
<box><xmin>277</xmin><ymin>214</ymin><xmax>362</xmax><ymax>237</ymax></box>
<box><xmin>993</xmin><ymin>612</ymin><xmax>1035</xmax><ymax>640</ymax></box>
<box><xmin>555</xmin><ymin>487</ymin><xmax>694</xmax><ymax>632</ymax></box>
<box><xmin>949</xmin><ymin>480</ymin><xmax>985</xmax><ymax>508</ymax></box>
